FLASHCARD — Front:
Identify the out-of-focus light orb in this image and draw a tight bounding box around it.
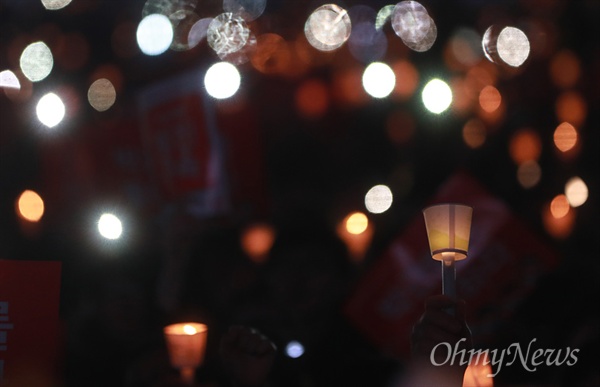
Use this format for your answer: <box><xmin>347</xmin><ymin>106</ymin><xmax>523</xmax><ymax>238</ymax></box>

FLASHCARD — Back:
<box><xmin>375</xmin><ymin>5</ymin><xmax>395</xmax><ymax>30</ymax></box>
<box><xmin>449</xmin><ymin>28</ymin><xmax>482</xmax><ymax>67</ymax></box>
<box><xmin>497</xmin><ymin>26</ymin><xmax>530</xmax><ymax>67</ymax></box>
<box><xmin>295</xmin><ymin>79</ymin><xmax>329</xmax><ymax>118</ymax></box>
<box><xmin>543</xmin><ymin>201</ymin><xmax>575</xmax><ymax>240</ymax></box>
<box><xmin>422</xmin><ymin>78</ymin><xmax>452</xmax><ymax>114</ymax></box>
<box><xmin>36</xmin><ymin>92</ymin><xmax>65</xmax><ymax>128</ymax></box>
<box><xmin>41</xmin><ymin>0</ymin><xmax>72</xmax><ymax>10</ymax></box>
<box><xmin>304</xmin><ymin>4</ymin><xmax>351</xmax><ymax>52</ymax></box>
<box><xmin>88</xmin><ymin>78</ymin><xmax>117</xmax><ymax>112</ymax></box>
<box><xmin>136</xmin><ymin>14</ymin><xmax>174</xmax><ymax>56</ymax></box>
<box><xmin>391</xmin><ymin>1</ymin><xmax>431</xmax><ymax>44</ymax></box>
<box><xmin>17</xmin><ymin>190</ymin><xmax>44</xmax><ymax>222</ymax></box>
<box><xmin>479</xmin><ymin>85</ymin><xmax>501</xmax><ymax>113</ymax></box>
<box><xmin>207</xmin><ymin>13</ymin><xmax>250</xmax><ymax>56</ymax></box>
<box><xmin>223</xmin><ymin>0</ymin><xmax>267</xmax><ymax>22</ymax></box>
<box><xmin>168</xmin><ymin>9</ymin><xmax>201</xmax><ymax>51</ymax></box>
<box><xmin>553</xmin><ymin>122</ymin><xmax>577</xmax><ymax>152</ymax></box>
<box><xmin>241</xmin><ymin>223</ymin><xmax>275</xmax><ymax>264</ymax></box>
<box><xmin>204</xmin><ymin>61</ymin><xmax>241</xmax><ymax>99</ymax></box>
<box><xmin>517</xmin><ymin>160</ymin><xmax>541</xmax><ymax>189</ymax></box>
<box><xmin>183</xmin><ymin>324</ymin><xmax>197</xmax><ymax>335</ymax></box>
<box><xmin>462</xmin><ymin>118</ymin><xmax>486</xmax><ymax>149</ymax></box>
<box><xmin>549</xmin><ymin>50</ymin><xmax>581</xmax><ymax>89</ymax></box>
<box><xmin>346</xmin><ymin>212</ymin><xmax>368</xmax><ymax>235</ymax></box>
<box><xmin>362</xmin><ymin>62</ymin><xmax>395</xmax><ymax>98</ymax></box>
<box><xmin>98</xmin><ymin>213</ymin><xmax>123</xmax><ymax>240</ymax></box>
<box><xmin>550</xmin><ymin>194</ymin><xmax>570</xmax><ymax>219</ymax></box>
<box><xmin>188</xmin><ymin>18</ymin><xmax>213</xmax><ymax>48</ymax></box>
<box><xmin>555</xmin><ymin>91</ymin><xmax>586</xmax><ymax>127</ymax></box>
<box><xmin>565</xmin><ymin>177</ymin><xmax>588</xmax><ymax>208</ymax></box>
<box><xmin>392</xmin><ymin>60</ymin><xmax>419</xmax><ymax>99</ymax></box>
<box><xmin>0</xmin><ymin>70</ymin><xmax>20</xmax><ymax>89</ymax></box>
<box><xmin>402</xmin><ymin>15</ymin><xmax>437</xmax><ymax>52</ymax></box>
<box><xmin>365</xmin><ymin>184</ymin><xmax>393</xmax><ymax>214</ymax></box>
<box><xmin>20</xmin><ymin>41</ymin><xmax>53</xmax><ymax>82</ymax></box>
<box><xmin>285</xmin><ymin>341</ymin><xmax>305</xmax><ymax>358</ymax></box>
<box><xmin>509</xmin><ymin>128</ymin><xmax>541</xmax><ymax>164</ymax></box>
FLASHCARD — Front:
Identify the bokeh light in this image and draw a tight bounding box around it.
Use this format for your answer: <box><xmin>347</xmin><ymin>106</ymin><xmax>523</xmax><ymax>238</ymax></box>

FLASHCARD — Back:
<box><xmin>509</xmin><ymin>128</ymin><xmax>541</xmax><ymax>164</ymax></box>
<box><xmin>550</xmin><ymin>194</ymin><xmax>570</xmax><ymax>219</ymax></box>
<box><xmin>543</xmin><ymin>201</ymin><xmax>575</xmax><ymax>240</ymax></box>
<box><xmin>555</xmin><ymin>91</ymin><xmax>586</xmax><ymax>127</ymax></box>
<box><xmin>375</xmin><ymin>5</ymin><xmax>395</xmax><ymax>30</ymax></box>
<box><xmin>241</xmin><ymin>223</ymin><xmax>275</xmax><ymax>264</ymax></box>
<box><xmin>20</xmin><ymin>41</ymin><xmax>53</xmax><ymax>82</ymax></box>
<box><xmin>391</xmin><ymin>59</ymin><xmax>419</xmax><ymax>100</ymax></box>
<box><xmin>223</xmin><ymin>0</ymin><xmax>267</xmax><ymax>22</ymax></box>
<box><xmin>98</xmin><ymin>213</ymin><xmax>123</xmax><ymax>240</ymax></box>
<box><xmin>188</xmin><ymin>18</ymin><xmax>213</xmax><ymax>49</ymax></box>
<box><xmin>402</xmin><ymin>15</ymin><xmax>437</xmax><ymax>52</ymax></box>
<box><xmin>462</xmin><ymin>118</ymin><xmax>486</xmax><ymax>149</ymax></box>
<box><xmin>391</xmin><ymin>1</ymin><xmax>431</xmax><ymax>44</ymax></box>
<box><xmin>549</xmin><ymin>49</ymin><xmax>581</xmax><ymax>89</ymax></box>
<box><xmin>304</xmin><ymin>4</ymin><xmax>351</xmax><ymax>52</ymax></box>
<box><xmin>204</xmin><ymin>61</ymin><xmax>241</xmax><ymax>99</ymax></box>
<box><xmin>250</xmin><ymin>34</ymin><xmax>290</xmax><ymax>74</ymax></box>
<box><xmin>364</xmin><ymin>184</ymin><xmax>393</xmax><ymax>214</ymax></box>
<box><xmin>497</xmin><ymin>27</ymin><xmax>530</xmax><ymax>67</ymax></box>
<box><xmin>36</xmin><ymin>92</ymin><xmax>65</xmax><ymax>128</ymax></box>
<box><xmin>207</xmin><ymin>13</ymin><xmax>250</xmax><ymax>56</ymax></box>
<box><xmin>168</xmin><ymin>9</ymin><xmax>201</xmax><ymax>51</ymax></box>
<box><xmin>285</xmin><ymin>341</ymin><xmax>305</xmax><ymax>358</ymax></box>
<box><xmin>479</xmin><ymin>85</ymin><xmax>501</xmax><ymax>113</ymax></box>
<box><xmin>295</xmin><ymin>79</ymin><xmax>329</xmax><ymax>119</ymax></box>
<box><xmin>565</xmin><ymin>177</ymin><xmax>588</xmax><ymax>208</ymax></box>
<box><xmin>183</xmin><ymin>324</ymin><xmax>197</xmax><ymax>335</ymax></box>
<box><xmin>0</xmin><ymin>70</ymin><xmax>20</xmax><ymax>89</ymax></box>
<box><xmin>88</xmin><ymin>78</ymin><xmax>117</xmax><ymax>112</ymax></box>
<box><xmin>517</xmin><ymin>160</ymin><xmax>542</xmax><ymax>189</ymax></box>
<box><xmin>345</xmin><ymin>212</ymin><xmax>368</xmax><ymax>235</ymax></box>
<box><xmin>16</xmin><ymin>190</ymin><xmax>45</xmax><ymax>222</ymax></box>
<box><xmin>41</xmin><ymin>0</ymin><xmax>72</xmax><ymax>10</ymax></box>
<box><xmin>362</xmin><ymin>62</ymin><xmax>395</xmax><ymax>99</ymax></box>
<box><xmin>422</xmin><ymin>78</ymin><xmax>452</xmax><ymax>114</ymax></box>
<box><xmin>348</xmin><ymin>18</ymin><xmax>387</xmax><ymax>63</ymax></box>
<box><xmin>448</xmin><ymin>28</ymin><xmax>482</xmax><ymax>67</ymax></box>
<box><xmin>553</xmin><ymin>122</ymin><xmax>577</xmax><ymax>153</ymax></box>
<box><xmin>136</xmin><ymin>14</ymin><xmax>174</xmax><ymax>56</ymax></box>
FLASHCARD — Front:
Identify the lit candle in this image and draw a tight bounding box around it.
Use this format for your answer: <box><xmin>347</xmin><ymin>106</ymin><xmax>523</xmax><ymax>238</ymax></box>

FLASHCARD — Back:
<box><xmin>163</xmin><ymin>322</ymin><xmax>208</xmax><ymax>385</ymax></box>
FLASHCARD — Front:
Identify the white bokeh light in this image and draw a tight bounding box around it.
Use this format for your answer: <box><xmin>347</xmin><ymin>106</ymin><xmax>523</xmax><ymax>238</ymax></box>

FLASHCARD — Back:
<box><xmin>362</xmin><ymin>62</ymin><xmax>395</xmax><ymax>98</ymax></box>
<box><xmin>565</xmin><ymin>177</ymin><xmax>588</xmax><ymax>208</ymax></box>
<box><xmin>285</xmin><ymin>341</ymin><xmax>305</xmax><ymax>358</ymax></box>
<box><xmin>497</xmin><ymin>26</ymin><xmax>530</xmax><ymax>67</ymax></box>
<box><xmin>0</xmin><ymin>70</ymin><xmax>20</xmax><ymax>89</ymax></box>
<box><xmin>20</xmin><ymin>41</ymin><xmax>53</xmax><ymax>82</ymax></box>
<box><xmin>204</xmin><ymin>61</ymin><xmax>241</xmax><ymax>99</ymax></box>
<box><xmin>36</xmin><ymin>92</ymin><xmax>65</xmax><ymax>128</ymax></box>
<box><xmin>136</xmin><ymin>13</ymin><xmax>174</xmax><ymax>56</ymax></box>
<box><xmin>422</xmin><ymin>78</ymin><xmax>452</xmax><ymax>114</ymax></box>
<box><xmin>98</xmin><ymin>213</ymin><xmax>123</xmax><ymax>240</ymax></box>
<box><xmin>365</xmin><ymin>184</ymin><xmax>393</xmax><ymax>214</ymax></box>
<box><xmin>304</xmin><ymin>4</ymin><xmax>351</xmax><ymax>52</ymax></box>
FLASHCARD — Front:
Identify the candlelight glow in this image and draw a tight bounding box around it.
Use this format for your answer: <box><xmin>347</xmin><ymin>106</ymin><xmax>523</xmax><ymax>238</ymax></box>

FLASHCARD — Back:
<box><xmin>423</xmin><ymin>204</ymin><xmax>472</xmax><ymax>261</ymax></box>
<box><xmin>550</xmin><ymin>194</ymin><xmax>570</xmax><ymax>219</ymax></box>
<box><xmin>346</xmin><ymin>212</ymin><xmax>368</xmax><ymax>235</ymax></box>
<box><xmin>241</xmin><ymin>223</ymin><xmax>276</xmax><ymax>264</ymax></box>
<box><xmin>479</xmin><ymin>85</ymin><xmax>501</xmax><ymax>113</ymax></box>
<box><xmin>553</xmin><ymin>122</ymin><xmax>577</xmax><ymax>152</ymax></box>
<box><xmin>16</xmin><ymin>190</ymin><xmax>45</xmax><ymax>222</ymax></box>
<box><xmin>183</xmin><ymin>324</ymin><xmax>198</xmax><ymax>335</ymax></box>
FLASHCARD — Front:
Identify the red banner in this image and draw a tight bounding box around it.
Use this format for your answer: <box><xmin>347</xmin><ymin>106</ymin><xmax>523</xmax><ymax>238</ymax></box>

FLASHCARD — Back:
<box><xmin>0</xmin><ymin>260</ymin><xmax>62</xmax><ymax>387</ymax></box>
<box><xmin>344</xmin><ymin>172</ymin><xmax>560</xmax><ymax>359</ymax></box>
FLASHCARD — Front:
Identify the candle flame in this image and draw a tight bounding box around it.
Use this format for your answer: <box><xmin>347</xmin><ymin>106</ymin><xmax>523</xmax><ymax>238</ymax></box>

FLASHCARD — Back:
<box><xmin>183</xmin><ymin>324</ymin><xmax>197</xmax><ymax>335</ymax></box>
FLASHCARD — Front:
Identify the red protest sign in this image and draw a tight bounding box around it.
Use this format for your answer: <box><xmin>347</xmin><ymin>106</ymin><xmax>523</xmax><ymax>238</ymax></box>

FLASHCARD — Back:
<box><xmin>0</xmin><ymin>260</ymin><xmax>62</xmax><ymax>387</ymax></box>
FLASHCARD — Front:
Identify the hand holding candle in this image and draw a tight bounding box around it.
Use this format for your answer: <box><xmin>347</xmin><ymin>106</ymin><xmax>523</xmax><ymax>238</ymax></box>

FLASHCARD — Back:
<box><xmin>163</xmin><ymin>322</ymin><xmax>208</xmax><ymax>386</ymax></box>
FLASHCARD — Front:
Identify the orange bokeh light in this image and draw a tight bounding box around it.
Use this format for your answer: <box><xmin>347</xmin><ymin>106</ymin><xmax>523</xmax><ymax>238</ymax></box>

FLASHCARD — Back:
<box><xmin>250</xmin><ymin>33</ymin><xmax>291</xmax><ymax>75</ymax></box>
<box><xmin>392</xmin><ymin>59</ymin><xmax>419</xmax><ymax>100</ymax></box>
<box><xmin>549</xmin><ymin>49</ymin><xmax>581</xmax><ymax>89</ymax></box>
<box><xmin>16</xmin><ymin>190</ymin><xmax>44</xmax><ymax>222</ymax></box>
<box><xmin>509</xmin><ymin>128</ymin><xmax>542</xmax><ymax>164</ymax></box>
<box><xmin>241</xmin><ymin>223</ymin><xmax>276</xmax><ymax>264</ymax></box>
<box><xmin>553</xmin><ymin>122</ymin><xmax>577</xmax><ymax>152</ymax></box>
<box><xmin>543</xmin><ymin>201</ymin><xmax>575</xmax><ymax>239</ymax></box>
<box><xmin>555</xmin><ymin>91</ymin><xmax>586</xmax><ymax>127</ymax></box>
<box><xmin>550</xmin><ymin>194</ymin><xmax>570</xmax><ymax>219</ymax></box>
<box><xmin>295</xmin><ymin>79</ymin><xmax>329</xmax><ymax>119</ymax></box>
<box><xmin>462</xmin><ymin>118</ymin><xmax>486</xmax><ymax>148</ymax></box>
<box><xmin>479</xmin><ymin>85</ymin><xmax>501</xmax><ymax>113</ymax></box>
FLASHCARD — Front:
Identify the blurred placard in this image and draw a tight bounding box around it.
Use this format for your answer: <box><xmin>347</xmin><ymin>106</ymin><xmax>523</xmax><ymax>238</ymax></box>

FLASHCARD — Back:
<box><xmin>0</xmin><ymin>260</ymin><xmax>61</xmax><ymax>387</ymax></box>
